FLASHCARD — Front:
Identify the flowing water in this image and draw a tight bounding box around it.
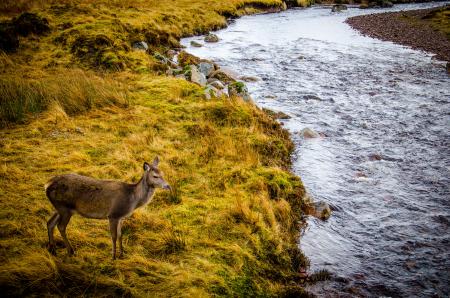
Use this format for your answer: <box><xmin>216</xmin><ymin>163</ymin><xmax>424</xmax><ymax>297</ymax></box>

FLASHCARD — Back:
<box><xmin>181</xmin><ymin>3</ymin><xmax>450</xmax><ymax>297</ymax></box>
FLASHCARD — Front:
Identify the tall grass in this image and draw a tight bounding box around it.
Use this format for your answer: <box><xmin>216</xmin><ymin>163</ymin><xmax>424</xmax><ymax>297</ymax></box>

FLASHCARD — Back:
<box><xmin>0</xmin><ymin>69</ymin><xmax>128</xmax><ymax>127</ymax></box>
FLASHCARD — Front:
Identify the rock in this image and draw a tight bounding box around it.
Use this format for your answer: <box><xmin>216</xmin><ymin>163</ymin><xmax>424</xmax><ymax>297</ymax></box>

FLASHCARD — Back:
<box><xmin>359</xmin><ymin>3</ymin><xmax>369</xmax><ymax>9</ymax></box>
<box><xmin>0</xmin><ymin>23</ymin><xmax>19</xmax><ymax>52</ymax></box>
<box><xmin>303</xmin><ymin>94</ymin><xmax>322</xmax><ymax>101</ymax></box>
<box><xmin>209</xmin><ymin>80</ymin><xmax>225</xmax><ymax>90</ymax></box>
<box><xmin>380</xmin><ymin>1</ymin><xmax>393</xmax><ymax>8</ymax></box>
<box><xmin>312</xmin><ymin>201</ymin><xmax>332</xmax><ymax>220</ymax></box>
<box><xmin>203</xmin><ymin>85</ymin><xmax>220</xmax><ymax>100</ymax></box>
<box><xmin>74</xmin><ymin>127</ymin><xmax>84</xmax><ymax>135</ymax></box>
<box><xmin>190</xmin><ymin>40</ymin><xmax>202</xmax><ymax>47</ymax></box>
<box><xmin>153</xmin><ymin>52</ymin><xmax>168</xmax><ymax>63</ymax></box>
<box><xmin>13</xmin><ymin>12</ymin><xmax>50</xmax><ymax>36</ymax></box>
<box><xmin>189</xmin><ymin>65</ymin><xmax>207</xmax><ymax>86</ymax></box>
<box><xmin>204</xmin><ymin>33</ymin><xmax>219</xmax><ymax>43</ymax></box>
<box><xmin>210</xmin><ymin>69</ymin><xmax>237</xmax><ymax>84</ymax></box>
<box><xmin>198</xmin><ymin>62</ymin><xmax>214</xmax><ymax>77</ymax></box>
<box><xmin>446</xmin><ymin>62</ymin><xmax>450</xmax><ymax>74</ymax></box>
<box><xmin>166</xmin><ymin>49</ymin><xmax>177</xmax><ymax>58</ymax></box>
<box><xmin>368</xmin><ymin>153</ymin><xmax>382</xmax><ymax>161</ymax></box>
<box><xmin>299</xmin><ymin>128</ymin><xmax>319</xmax><ymax>138</ymax></box>
<box><xmin>263</xmin><ymin>108</ymin><xmax>291</xmax><ymax>119</ymax></box>
<box><xmin>132</xmin><ymin>41</ymin><xmax>148</xmax><ymax>51</ymax></box>
<box><xmin>175</xmin><ymin>74</ymin><xmax>186</xmax><ymax>80</ymax></box>
<box><xmin>228</xmin><ymin>81</ymin><xmax>251</xmax><ymax>101</ymax></box>
<box><xmin>332</xmin><ymin>4</ymin><xmax>348</xmax><ymax>12</ymax></box>
<box><xmin>239</xmin><ymin>75</ymin><xmax>259</xmax><ymax>82</ymax></box>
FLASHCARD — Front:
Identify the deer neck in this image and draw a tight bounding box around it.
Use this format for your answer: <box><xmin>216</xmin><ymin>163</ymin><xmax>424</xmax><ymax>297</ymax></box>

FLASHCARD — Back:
<box><xmin>134</xmin><ymin>174</ymin><xmax>155</xmax><ymax>207</ymax></box>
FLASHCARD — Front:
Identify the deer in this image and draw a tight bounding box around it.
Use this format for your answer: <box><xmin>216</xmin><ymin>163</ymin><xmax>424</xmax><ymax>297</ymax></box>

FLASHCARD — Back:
<box><xmin>45</xmin><ymin>157</ymin><xmax>171</xmax><ymax>260</ymax></box>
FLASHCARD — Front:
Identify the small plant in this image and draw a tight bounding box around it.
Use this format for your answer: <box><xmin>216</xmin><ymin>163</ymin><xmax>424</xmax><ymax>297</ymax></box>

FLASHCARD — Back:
<box><xmin>161</xmin><ymin>228</ymin><xmax>186</xmax><ymax>254</ymax></box>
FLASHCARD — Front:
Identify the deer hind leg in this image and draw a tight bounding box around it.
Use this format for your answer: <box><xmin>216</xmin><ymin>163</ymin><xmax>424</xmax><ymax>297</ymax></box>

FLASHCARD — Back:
<box><xmin>47</xmin><ymin>212</ymin><xmax>60</xmax><ymax>255</ymax></box>
<box><xmin>109</xmin><ymin>218</ymin><xmax>120</xmax><ymax>260</ymax></box>
<box><xmin>57</xmin><ymin>208</ymin><xmax>74</xmax><ymax>256</ymax></box>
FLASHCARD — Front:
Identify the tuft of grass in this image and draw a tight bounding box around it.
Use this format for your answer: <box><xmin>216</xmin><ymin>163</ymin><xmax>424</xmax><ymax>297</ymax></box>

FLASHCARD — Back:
<box><xmin>0</xmin><ymin>69</ymin><xmax>128</xmax><ymax>127</ymax></box>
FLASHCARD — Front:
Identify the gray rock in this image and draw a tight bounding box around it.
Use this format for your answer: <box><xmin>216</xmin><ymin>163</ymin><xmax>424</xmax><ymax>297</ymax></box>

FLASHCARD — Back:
<box><xmin>312</xmin><ymin>201</ymin><xmax>331</xmax><ymax>220</ymax></box>
<box><xmin>203</xmin><ymin>85</ymin><xmax>220</xmax><ymax>100</ymax></box>
<box><xmin>190</xmin><ymin>40</ymin><xmax>203</xmax><ymax>47</ymax></box>
<box><xmin>239</xmin><ymin>75</ymin><xmax>259</xmax><ymax>82</ymax></box>
<box><xmin>204</xmin><ymin>33</ymin><xmax>219</xmax><ymax>43</ymax></box>
<box><xmin>198</xmin><ymin>62</ymin><xmax>214</xmax><ymax>77</ymax></box>
<box><xmin>175</xmin><ymin>74</ymin><xmax>186</xmax><ymax>80</ymax></box>
<box><xmin>331</xmin><ymin>4</ymin><xmax>347</xmax><ymax>12</ymax></box>
<box><xmin>210</xmin><ymin>69</ymin><xmax>236</xmax><ymax>84</ymax></box>
<box><xmin>209</xmin><ymin>80</ymin><xmax>225</xmax><ymax>90</ymax></box>
<box><xmin>190</xmin><ymin>65</ymin><xmax>207</xmax><ymax>86</ymax></box>
<box><xmin>299</xmin><ymin>128</ymin><xmax>319</xmax><ymax>138</ymax></box>
<box><xmin>303</xmin><ymin>94</ymin><xmax>322</xmax><ymax>101</ymax></box>
<box><xmin>132</xmin><ymin>41</ymin><xmax>148</xmax><ymax>51</ymax></box>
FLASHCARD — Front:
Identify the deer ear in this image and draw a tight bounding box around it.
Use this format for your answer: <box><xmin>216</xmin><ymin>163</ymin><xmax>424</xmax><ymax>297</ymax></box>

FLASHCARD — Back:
<box><xmin>152</xmin><ymin>156</ymin><xmax>160</xmax><ymax>167</ymax></box>
<box><xmin>143</xmin><ymin>162</ymin><xmax>151</xmax><ymax>171</ymax></box>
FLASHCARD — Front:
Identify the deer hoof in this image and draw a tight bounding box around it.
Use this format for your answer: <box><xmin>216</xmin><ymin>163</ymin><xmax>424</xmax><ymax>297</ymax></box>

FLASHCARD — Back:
<box><xmin>47</xmin><ymin>244</ymin><xmax>57</xmax><ymax>255</ymax></box>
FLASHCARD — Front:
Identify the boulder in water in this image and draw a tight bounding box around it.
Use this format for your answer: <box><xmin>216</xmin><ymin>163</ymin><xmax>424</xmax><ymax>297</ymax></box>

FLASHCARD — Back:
<box><xmin>204</xmin><ymin>33</ymin><xmax>219</xmax><ymax>43</ymax></box>
<box><xmin>332</xmin><ymin>4</ymin><xmax>348</xmax><ymax>12</ymax></box>
<box><xmin>311</xmin><ymin>201</ymin><xmax>332</xmax><ymax>220</ymax></box>
<box><xmin>299</xmin><ymin>128</ymin><xmax>319</xmax><ymax>138</ymax></box>
<box><xmin>190</xmin><ymin>40</ymin><xmax>202</xmax><ymax>47</ymax></box>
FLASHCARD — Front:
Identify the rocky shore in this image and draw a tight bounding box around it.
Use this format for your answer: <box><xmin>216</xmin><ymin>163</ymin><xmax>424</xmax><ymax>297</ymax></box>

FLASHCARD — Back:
<box><xmin>346</xmin><ymin>5</ymin><xmax>450</xmax><ymax>62</ymax></box>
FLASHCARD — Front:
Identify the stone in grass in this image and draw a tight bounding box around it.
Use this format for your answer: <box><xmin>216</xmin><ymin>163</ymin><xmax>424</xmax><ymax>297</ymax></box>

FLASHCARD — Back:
<box><xmin>132</xmin><ymin>41</ymin><xmax>148</xmax><ymax>51</ymax></box>
<box><xmin>189</xmin><ymin>65</ymin><xmax>207</xmax><ymax>86</ymax></box>
<box><xmin>209</xmin><ymin>80</ymin><xmax>225</xmax><ymax>90</ymax></box>
<box><xmin>198</xmin><ymin>62</ymin><xmax>215</xmax><ymax>78</ymax></box>
<box><xmin>204</xmin><ymin>33</ymin><xmax>219</xmax><ymax>43</ymax></box>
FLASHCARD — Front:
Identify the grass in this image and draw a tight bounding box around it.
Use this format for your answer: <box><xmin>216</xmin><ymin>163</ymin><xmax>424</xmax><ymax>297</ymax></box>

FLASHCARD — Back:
<box><xmin>0</xmin><ymin>0</ymin><xmax>315</xmax><ymax>296</ymax></box>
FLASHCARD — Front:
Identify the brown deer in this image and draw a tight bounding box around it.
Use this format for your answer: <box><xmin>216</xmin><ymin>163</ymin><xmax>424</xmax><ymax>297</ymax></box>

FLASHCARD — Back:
<box><xmin>45</xmin><ymin>157</ymin><xmax>170</xmax><ymax>260</ymax></box>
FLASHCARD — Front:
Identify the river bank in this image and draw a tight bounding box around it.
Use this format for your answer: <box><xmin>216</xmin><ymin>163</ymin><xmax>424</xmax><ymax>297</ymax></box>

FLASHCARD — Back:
<box><xmin>0</xmin><ymin>1</ymin><xmax>323</xmax><ymax>297</ymax></box>
<box><xmin>346</xmin><ymin>5</ymin><xmax>450</xmax><ymax>62</ymax></box>
<box><xmin>181</xmin><ymin>2</ymin><xmax>450</xmax><ymax>296</ymax></box>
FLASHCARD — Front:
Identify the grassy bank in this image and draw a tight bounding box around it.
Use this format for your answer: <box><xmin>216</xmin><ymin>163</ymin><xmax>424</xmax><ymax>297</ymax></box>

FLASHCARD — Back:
<box><xmin>0</xmin><ymin>0</ymin><xmax>318</xmax><ymax>296</ymax></box>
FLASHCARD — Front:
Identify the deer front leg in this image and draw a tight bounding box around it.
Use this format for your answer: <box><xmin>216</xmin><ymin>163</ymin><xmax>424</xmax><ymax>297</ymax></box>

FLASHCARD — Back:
<box><xmin>109</xmin><ymin>218</ymin><xmax>120</xmax><ymax>260</ymax></box>
<box><xmin>117</xmin><ymin>219</ymin><xmax>124</xmax><ymax>258</ymax></box>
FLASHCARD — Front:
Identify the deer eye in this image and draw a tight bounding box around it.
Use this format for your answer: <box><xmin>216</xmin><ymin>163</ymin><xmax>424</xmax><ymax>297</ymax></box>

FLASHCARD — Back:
<box><xmin>153</xmin><ymin>175</ymin><xmax>159</xmax><ymax>178</ymax></box>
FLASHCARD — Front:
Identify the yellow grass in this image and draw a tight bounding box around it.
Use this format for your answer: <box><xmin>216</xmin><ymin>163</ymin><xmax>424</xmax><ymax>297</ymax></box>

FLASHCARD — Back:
<box><xmin>0</xmin><ymin>0</ymin><xmax>316</xmax><ymax>296</ymax></box>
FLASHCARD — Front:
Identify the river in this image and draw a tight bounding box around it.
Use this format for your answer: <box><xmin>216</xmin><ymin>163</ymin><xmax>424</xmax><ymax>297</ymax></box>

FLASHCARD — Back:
<box><xmin>181</xmin><ymin>2</ymin><xmax>450</xmax><ymax>297</ymax></box>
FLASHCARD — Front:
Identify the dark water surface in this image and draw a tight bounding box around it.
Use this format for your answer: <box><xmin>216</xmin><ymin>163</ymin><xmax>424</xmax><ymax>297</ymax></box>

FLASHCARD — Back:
<box><xmin>181</xmin><ymin>3</ymin><xmax>450</xmax><ymax>297</ymax></box>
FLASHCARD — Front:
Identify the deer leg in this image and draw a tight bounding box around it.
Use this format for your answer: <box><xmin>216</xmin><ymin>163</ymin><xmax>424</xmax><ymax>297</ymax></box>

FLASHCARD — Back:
<box><xmin>117</xmin><ymin>219</ymin><xmax>124</xmax><ymax>258</ymax></box>
<box><xmin>109</xmin><ymin>218</ymin><xmax>120</xmax><ymax>260</ymax></box>
<box><xmin>47</xmin><ymin>212</ymin><xmax>60</xmax><ymax>255</ymax></box>
<box><xmin>57</xmin><ymin>209</ymin><xmax>74</xmax><ymax>256</ymax></box>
